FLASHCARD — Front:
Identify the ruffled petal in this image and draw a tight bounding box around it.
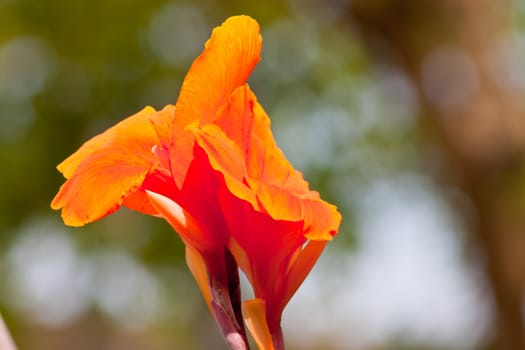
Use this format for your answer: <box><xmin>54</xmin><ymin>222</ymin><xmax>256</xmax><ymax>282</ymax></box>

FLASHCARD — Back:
<box><xmin>243</xmin><ymin>96</ymin><xmax>309</xmax><ymax>194</ymax></box>
<box><xmin>175</xmin><ymin>15</ymin><xmax>262</xmax><ymax>126</ymax></box>
<box><xmin>212</xmin><ymin>84</ymin><xmax>307</xmax><ymax>193</ymax></box>
<box><xmin>192</xmin><ymin>125</ymin><xmax>259</xmax><ymax>202</ymax></box>
<box><xmin>52</xmin><ymin>155</ymin><xmax>150</xmax><ymax>226</ymax></box>
<box><xmin>252</xmin><ymin>181</ymin><xmax>341</xmax><ymax>241</ymax></box>
<box><xmin>168</xmin><ymin>16</ymin><xmax>261</xmax><ymax>188</ymax></box>
<box><xmin>193</xmin><ymin>85</ymin><xmax>341</xmax><ymax>239</ymax></box>
<box><xmin>56</xmin><ymin>106</ymin><xmax>156</xmax><ymax>179</ymax></box>
<box><xmin>51</xmin><ymin>105</ymin><xmax>176</xmax><ymax>226</ymax></box>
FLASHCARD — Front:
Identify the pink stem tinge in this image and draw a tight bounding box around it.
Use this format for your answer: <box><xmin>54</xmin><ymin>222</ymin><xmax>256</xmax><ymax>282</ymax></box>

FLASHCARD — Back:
<box><xmin>0</xmin><ymin>314</ymin><xmax>17</xmax><ymax>350</ymax></box>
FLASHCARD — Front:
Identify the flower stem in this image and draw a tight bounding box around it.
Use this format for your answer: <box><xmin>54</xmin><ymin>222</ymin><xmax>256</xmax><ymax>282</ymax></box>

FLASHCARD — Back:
<box><xmin>0</xmin><ymin>314</ymin><xmax>17</xmax><ymax>350</ymax></box>
<box><xmin>225</xmin><ymin>249</ymin><xmax>246</xmax><ymax>338</ymax></box>
<box><xmin>209</xmin><ymin>249</ymin><xmax>250</xmax><ymax>350</ymax></box>
<box><xmin>212</xmin><ymin>300</ymin><xmax>250</xmax><ymax>350</ymax></box>
<box><xmin>271</xmin><ymin>326</ymin><xmax>285</xmax><ymax>350</ymax></box>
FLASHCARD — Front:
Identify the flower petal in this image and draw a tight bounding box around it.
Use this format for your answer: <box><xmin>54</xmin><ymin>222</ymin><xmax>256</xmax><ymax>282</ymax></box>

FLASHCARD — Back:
<box><xmin>212</xmin><ymin>84</ymin><xmax>307</xmax><ymax>194</ymax></box>
<box><xmin>168</xmin><ymin>16</ymin><xmax>261</xmax><ymax>188</ymax></box>
<box><xmin>185</xmin><ymin>245</ymin><xmax>214</xmax><ymax>316</ymax></box>
<box><xmin>175</xmin><ymin>15</ymin><xmax>262</xmax><ymax>126</ymax></box>
<box><xmin>191</xmin><ymin>122</ymin><xmax>258</xmax><ymax>209</ymax></box>
<box><xmin>145</xmin><ymin>190</ymin><xmax>209</xmax><ymax>251</ymax></box>
<box><xmin>193</xmin><ymin>85</ymin><xmax>341</xmax><ymax>239</ymax></box>
<box><xmin>252</xmin><ymin>181</ymin><xmax>341</xmax><ymax>241</ymax></box>
<box><xmin>242</xmin><ymin>299</ymin><xmax>274</xmax><ymax>350</ymax></box>
<box><xmin>280</xmin><ymin>240</ymin><xmax>327</xmax><ymax>315</ymax></box>
<box><xmin>52</xmin><ymin>156</ymin><xmax>150</xmax><ymax>226</ymax></box>
<box><xmin>220</xmin><ymin>193</ymin><xmax>304</xmax><ymax>328</ymax></box>
<box><xmin>51</xmin><ymin>105</ymin><xmax>175</xmax><ymax>226</ymax></box>
<box><xmin>56</xmin><ymin>106</ymin><xmax>156</xmax><ymax>179</ymax></box>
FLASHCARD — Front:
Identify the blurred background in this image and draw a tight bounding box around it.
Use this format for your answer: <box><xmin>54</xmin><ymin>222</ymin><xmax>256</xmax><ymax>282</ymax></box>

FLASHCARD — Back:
<box><xmin>1</xmin><ymin>0</ymin><xmax>525</xmax><ymax>349</ymax></box>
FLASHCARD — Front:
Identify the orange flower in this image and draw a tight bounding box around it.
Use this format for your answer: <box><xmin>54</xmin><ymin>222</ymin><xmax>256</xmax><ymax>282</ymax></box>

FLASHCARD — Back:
<box><xmin>51</xmin><ymin>15</ymin><xmax>341</xmax><ymax>350</ymax></box>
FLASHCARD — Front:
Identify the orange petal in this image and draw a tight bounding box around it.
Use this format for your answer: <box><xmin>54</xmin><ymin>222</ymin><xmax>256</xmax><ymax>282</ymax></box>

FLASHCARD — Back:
<box><xmin>227</xmin><ymin>237</ymin><xmax>253</xmax><ymax>284</ymax></box>
<box><xmin>212</xmin><ymin>83</ymin><xmax>308</xmax><ymax>194</ymax></box>
<box><xmin>280</xmin><ymin>240</ymin><xmax>327</xmax><ymax>313</ymax></box>
<box><xmin>243</xmin><ymin>101</ymin><xmax>342</xmax><ymax>238</ymax></box>
<box><xmin>56</xmin><ymin>106</ymin><xmax>156</xmax><ymax>179</ymax></box>
<box><xmin>193</xmin><ymin>83</ymin><xmax>341</xmax><ymax>236</ymax></box>
<box><xmin>123</xmin><ymin>105</ymin><xmax>178</xmax><ymax>214</ymax></box>
<box><xmin>213</xmin><ymin>84</ymin><xmax>256</xmax><ymax>155</ymax></box>
<box><xmin>52</xmin><ymin>157</ymin><xmax>150</xmax><ymax>226</ymax></box>
<box><xmin>191</xmin><ymin>83</ymin><xmax>334</xmax><ymax>233</ymax></box>
<box><xmin>169</xmin><ymin>16</ymin><xmax>261</xmax><ymax>188</ymax></box>
<box><xmin>253</xmin><ymin>181</ymin><xmax>341</xmax><ymax>241</ymax></box>
<box><xmin>51</xmin><ymin>105</ymin><xmax>176</xmax><ymax>226</ymax></box>
<box><xmin>302</xmin><ymin>198</ymin><xmax>341</xmax><ymax>241</ymax></box>
<box><xmin>242</xmin><ymin>299</ymin><xmax>275</xmax><ymax>350</ymax></box>
<box><xmin>121</xmin><ymin>189</ymin><xmax>158</xmax><ymax>215</ymax></box>
<box><xmin>244</xmin><ymin>98</ymin><xmax>309</xmax><ymax>194</ymax></box>
<box><xmin>185</xmin><ymin>245</ymin><xmax>214</xmax><ymax>316</ymax></box>
<box><xmin>191</xmin><ymin>123</ymin><xmax>259</xmax><ymax>209</ymax></box>
<box><xmin>175</xmin><ymin>15</ymin><xmax>261</xmax><ymax>126</ymax></box>
<box><xmin>190</xmin><ymin>123</ymin><xmax>246</xmax><ymax>180</ymax></box>
<box><xmin>51</xmin><ymin>109</ymin><xmax>156</xmax><ymax>226</ymax></box>
<box><xmin>209</xmin><ymin>85</ymin><xmax>336</xmax><ymax>231</ymax></box>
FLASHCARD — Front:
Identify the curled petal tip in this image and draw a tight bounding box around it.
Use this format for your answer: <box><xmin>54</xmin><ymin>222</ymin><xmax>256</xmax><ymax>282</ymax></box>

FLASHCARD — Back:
<box><xmin>145</xmin><ymin>190</ymin><xmax>188</xmax><ymax>226</ymax></box>
<box><xmin>145</xmin><ymin>190</ymin><xmax>211</xmax><ymax>251</ymax></box>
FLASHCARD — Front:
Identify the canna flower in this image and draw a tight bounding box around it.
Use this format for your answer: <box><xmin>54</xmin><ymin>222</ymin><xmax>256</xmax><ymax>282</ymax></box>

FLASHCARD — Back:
<box><xmin>51</xmin><ymin>14</ymin><xmax>341</xmax><ymax>350</ymax></box>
